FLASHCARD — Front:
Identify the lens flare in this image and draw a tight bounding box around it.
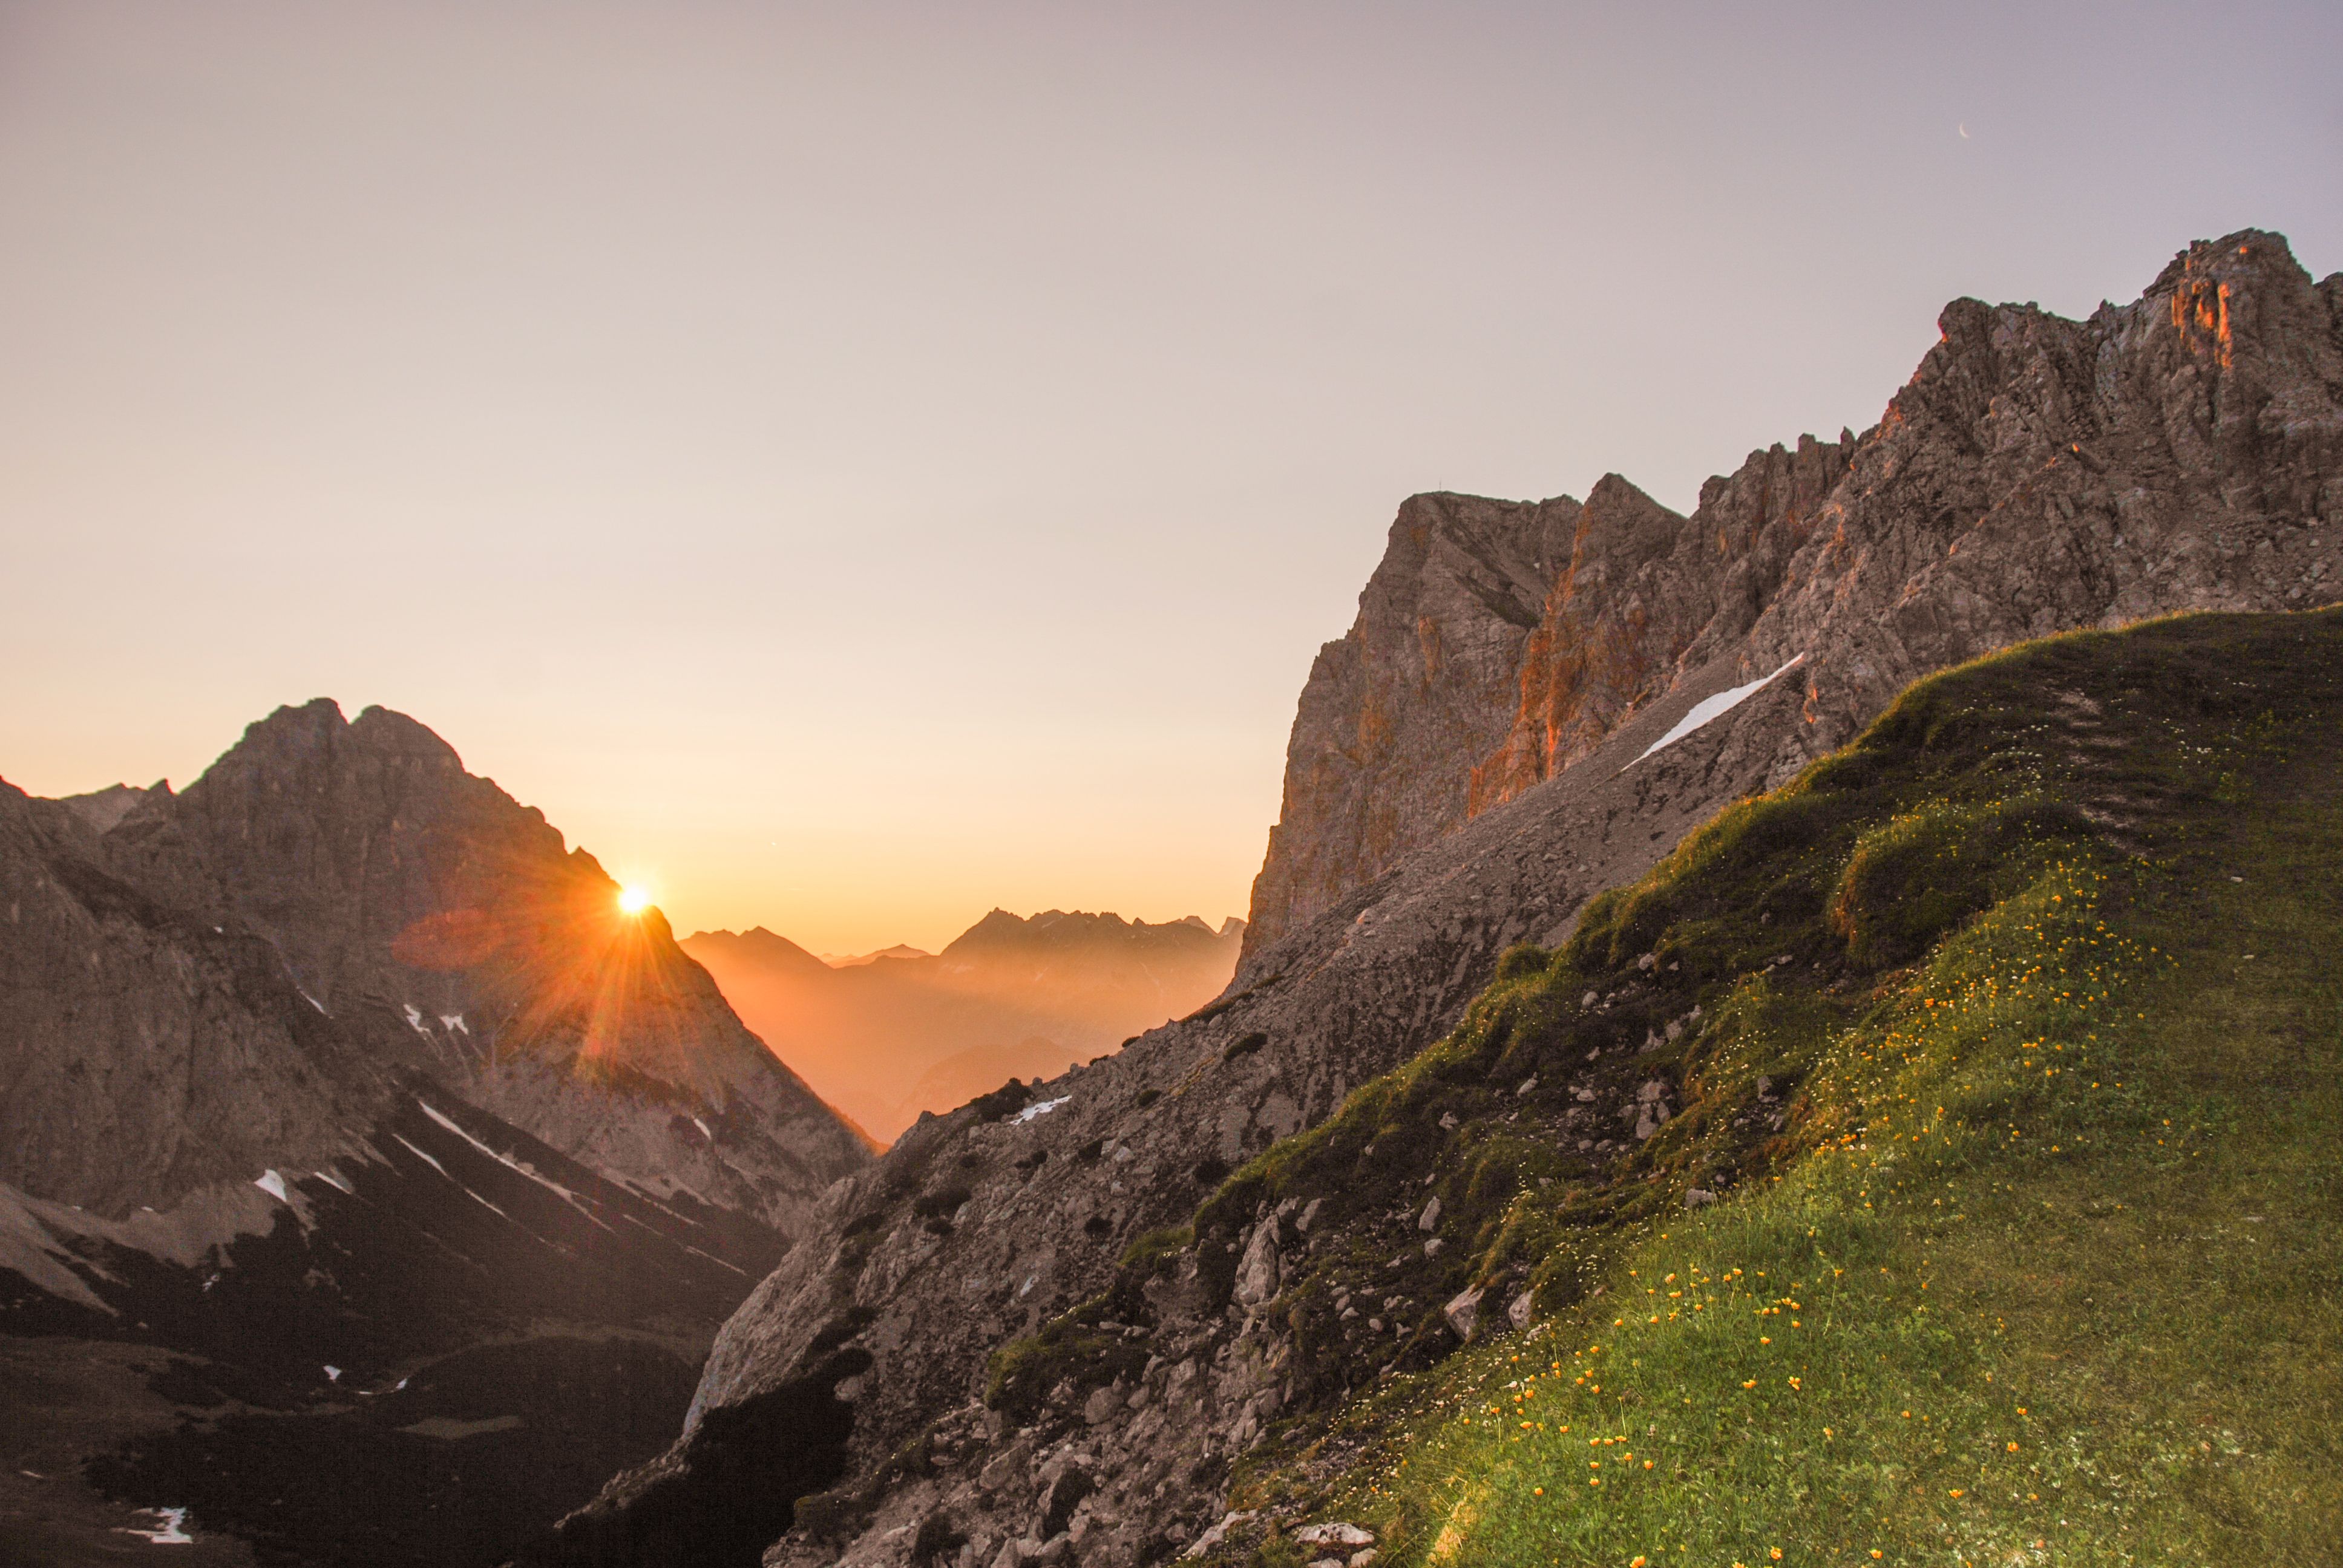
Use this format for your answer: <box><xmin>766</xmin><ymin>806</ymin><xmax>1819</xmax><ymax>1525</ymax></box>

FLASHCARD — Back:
<box><xmin>616</xmin><ymin>885</ymin><xmax>652</xmax><ymax>916</ymax></box>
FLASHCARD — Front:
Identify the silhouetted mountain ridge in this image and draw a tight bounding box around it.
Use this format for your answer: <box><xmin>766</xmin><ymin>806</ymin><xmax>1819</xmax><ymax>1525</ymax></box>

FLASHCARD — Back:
<box><xmin>683</xmin><ymin>908</ymin><xmax>1243</xmax><ymax>1140</ymax></box>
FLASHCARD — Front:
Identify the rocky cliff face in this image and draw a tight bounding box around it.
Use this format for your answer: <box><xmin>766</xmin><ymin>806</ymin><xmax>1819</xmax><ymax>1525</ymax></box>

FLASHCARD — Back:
<box><xmin>86</xmin><ymin>699</ymin><xmax>871</xmax><ymax>1232</ymax></box>
<box><xmin>546</xmin><ymin>229</ymin><xmax>2342</xmax><ymax>1568</ymax></box>
<box><xmin>1242</xmin><ymin>229</ymin><xmax>2341</xmax><ymax>974</ymax></box>
<box><xmin>0</xmin><ymin>703</ymin><xmax>871</xmax><ymax>1565</ymax></box>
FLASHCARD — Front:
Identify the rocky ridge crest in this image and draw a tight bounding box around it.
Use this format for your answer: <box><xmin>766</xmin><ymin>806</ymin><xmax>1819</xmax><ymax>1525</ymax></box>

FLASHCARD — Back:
<box><xmin>9</xmin><ymin>698</ymin><xmax>871</xmax><ymax>1237</ymax></box>
<box><xmin>1241</xmin><ymin>229</ymin><xmax>2342</xmax><ymax>970</ymax></box>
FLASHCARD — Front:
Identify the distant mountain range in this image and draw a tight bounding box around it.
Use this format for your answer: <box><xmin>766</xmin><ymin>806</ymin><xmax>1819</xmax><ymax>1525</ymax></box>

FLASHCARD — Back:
<box><xmin>0</xmin><ymin>700</ymin><xmax>868</xmax><ymax>1565</ymax></box>
<box><xmin>683</xmin><ymin>910</ymin><xmax>1244</xmax><ymax>1142</ymax></box>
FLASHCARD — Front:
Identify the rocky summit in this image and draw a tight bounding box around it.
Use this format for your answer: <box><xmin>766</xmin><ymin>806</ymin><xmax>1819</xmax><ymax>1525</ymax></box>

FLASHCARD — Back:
<box><xmin>0</xmin><ymin>701</ymin><xmax>869</xmax><ymax>1565</ymax></box>
<box><xmin>537</xmin><ymin>229</ymin><xmax>2342</xmax><ymax>1568</ymax></box>
<box><xmin>1241</xmin><ymin>229</ymin><xmax>2343</xmax><ymax>969</ymax></box>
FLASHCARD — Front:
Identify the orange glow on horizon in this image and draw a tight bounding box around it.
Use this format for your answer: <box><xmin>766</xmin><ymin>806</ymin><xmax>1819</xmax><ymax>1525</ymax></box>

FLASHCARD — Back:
<box><xmin>617</xmin><ymin>884</ymin><xmax>654</xmax><ymax>916</ymax></box>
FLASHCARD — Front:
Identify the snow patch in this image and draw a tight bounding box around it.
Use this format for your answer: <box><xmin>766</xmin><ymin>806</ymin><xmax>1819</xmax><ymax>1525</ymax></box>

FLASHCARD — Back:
<box><xmin>683</xmin><ymin>1243</ymin><xmax>750</xmax><ymax>1278</ymax></box>
<box><xmin>414</xmin><ymin>1099</ymin><xmax>613</xmax><ymax>1230</ymax></box>
<box><xmin>401</xmin><ymin>1106</ymin><xmax>511</xmax><ymax>1218</ymax></box>
<box><xmin>116</xmin><ymin>1506</ymin><xmax>193</xmax><ymax>1544</ymax></box>
<box><xmin>323</xmin><ymin>1365</ymin><xmax>342</xmax><ymax>1382</ymax></box>
<box><xmin>416</xmin><ymin>1100</ymin><xmax>490</xmax><ymax>1151</ymax></box>
<box><xmin>315</xmin><ymin>1168</ymin><xmax>354</xmax><ymax>1195</ymax></box>
<box><xmin>253</xmin><ymin>1171</ymin><xmax>290</xmax><ymax>1203</ymax></box>
<box><xmin>297</xmin><ymin>987</ymin><xmax>326</xmax><ymax>1014</ymax></box>
<box><xmin>439</xmin><ymin>1013</ymin><xmax>468</xmax><ymax>1034</ymax></box>
<box><xmin>391</xmin><ymin>1134</ymin><xmax>451</xmax><ymax>1181</ymax></box>
<box><xmin>691</xmin><ymin>1117</ymin><xmax>713</xmax><ymax>1142</ymax></box>
<box><xmin>1630</xmin><ymin>656</ymin><xmax>1804</xmax><ymax>767</ymax></box>
<box><xmin>401</xmin><ymin>1004</ymin><xmax>430</xmax><ymax>1036</ymax></box>
<box><xmin>1009</xmin><ymin>1096</ymin><xmax>1070</xmax><ymax>1126</ymax></box>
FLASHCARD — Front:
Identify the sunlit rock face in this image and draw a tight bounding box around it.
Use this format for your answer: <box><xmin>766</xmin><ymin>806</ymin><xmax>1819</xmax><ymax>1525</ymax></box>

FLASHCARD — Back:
<box><xmin>1242</xmin><ymin>229</ymin><xmax>2343</xmax><ymax>975</ymax></box>
<box><xmin>561</xmin><ymin>230</ymin><xmax>2343</xmax><ymax>1568</ymax></box>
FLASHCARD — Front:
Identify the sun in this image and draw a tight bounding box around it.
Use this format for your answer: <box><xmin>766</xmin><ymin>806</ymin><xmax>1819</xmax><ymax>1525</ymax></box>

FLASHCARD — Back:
<box><xmin>616</xmin><ymin>884</ymin><xmax>653</xmax><ymax>916</ymax></box>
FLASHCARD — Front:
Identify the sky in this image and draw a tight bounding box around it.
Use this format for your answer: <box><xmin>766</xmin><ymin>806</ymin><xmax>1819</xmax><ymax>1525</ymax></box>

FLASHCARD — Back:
<box><xmin>2</xmin><ymin>1</ymin><xmax>2336</xmax><ymax>955</ymax></box>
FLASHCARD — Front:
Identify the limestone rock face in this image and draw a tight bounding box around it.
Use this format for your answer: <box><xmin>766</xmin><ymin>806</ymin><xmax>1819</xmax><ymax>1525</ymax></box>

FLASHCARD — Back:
<box><xmin>85</xmin><ymin>699</ymin><xmax>871</xmax><ymax>1232</ymax></box>
<box><xmin>0</xmin><ymin>779</ymin><xmax>379</xmax><ymax>1221</ymax></box>
<box><xmin>1242</xmin><ymin>229</ymin><xmax>2342</xmax><ymax>976</ymax></box>
<box><xmin>1240</xmin><ymin>490</ymin><xmax>1581</xmax><ymax>962</ymax></box>
<box><xmin>551</xmin><ymin>230</ymin><xmax>2343</xmax><ymax>1568</ymax></box>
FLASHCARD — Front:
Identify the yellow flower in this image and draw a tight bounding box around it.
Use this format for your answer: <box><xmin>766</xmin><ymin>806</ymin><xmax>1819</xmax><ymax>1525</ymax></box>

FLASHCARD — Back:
<box><xmin>1633</xmin><ymin>1558</ymin><xmax>1648</xmax><ymax>1567</ymax></box>
<box><xmin>2007</xmin><ymin>1441</ymin><xmax>2020</xmax><ymax>1452</ymax></box>
<box><xmin>1742</xmin><ymin>1380</ymin><xmax>1757</xmax><ymax>1389</ymax></box>
<box><xmin>1771</xmin><ymin>1552</ymin><xmax>1784</xmax><ymax>1562</ymax></box>
<box><xmin>1788</xmin><ymin>1377</ymin><xmax>1801</xmax><ymax>1390</ymax></box>
<box><xmin>1949</xmin><ymin>1488</ymin><xmax>1965</xmax><ymax>1498</ymax></box>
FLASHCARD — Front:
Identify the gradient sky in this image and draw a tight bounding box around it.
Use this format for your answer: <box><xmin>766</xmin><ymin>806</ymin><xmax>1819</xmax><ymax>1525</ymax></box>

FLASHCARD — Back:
<box><xmin>3</xmin><ymin>1</ymin><xmax>2336</xmax><ymax>954</ymax></box>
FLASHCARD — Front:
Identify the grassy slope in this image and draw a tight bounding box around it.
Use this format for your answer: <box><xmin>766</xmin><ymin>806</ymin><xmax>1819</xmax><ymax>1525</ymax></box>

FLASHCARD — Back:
<box><xmin>1205</xmin><ymin>609</ymin><xmax>2342</xmax><ymax>1568</ymax></box>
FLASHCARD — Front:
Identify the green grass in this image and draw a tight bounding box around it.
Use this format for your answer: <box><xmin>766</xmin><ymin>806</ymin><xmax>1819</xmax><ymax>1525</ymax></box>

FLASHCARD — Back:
<box><xmin>1202</xmin><ymin>610</ymin><xmax>2343</xmax><ymax>1567</ymax></box>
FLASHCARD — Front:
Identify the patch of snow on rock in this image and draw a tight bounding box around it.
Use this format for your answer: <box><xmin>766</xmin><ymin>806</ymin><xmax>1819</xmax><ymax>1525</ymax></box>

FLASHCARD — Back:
<box><xmin>115</xmin><ymin>1506</ymin><xmax>193</xmax><ymax>1544</ymax></box>
<box><xmin>416</xmin><ymin>1100</ymin><xmax>618</xmax><ymax>1231</ymax></box>
<box><xmin>391</xmin><ymin>1133</ymin><xmax>451</xmax><ymax>1181</ymax></box>
<box><xmin>1631</xmin><ymin>656</ymin><xmax>1804</xmax><ymax>766</ymax></box>
<box><xmin>253</xmin><ymin>1170</ymin><xmax>290</xmax><ymax>1203</ymax></box>
<box><xmin>1009</xmin><ymin>1096</ymin><xmax>1071</xmax><ymax>1126</ymax></box>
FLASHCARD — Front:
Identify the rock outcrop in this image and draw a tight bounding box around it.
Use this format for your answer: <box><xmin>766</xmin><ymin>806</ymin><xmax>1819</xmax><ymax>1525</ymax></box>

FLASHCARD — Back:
<box><xmin>1242</xmin><ymin>229</ymin><xmax>2342</xmax><ymax>973</ymax></box>
<box><xmin>76</xmin><ymin>698</ymin><xmax>871</xmax><ymax>1232</ymax></box>
<box><xmin>546</xmin><ymin>229</ymin><xmax>2342</xmax><ymax>1568</ymax></box>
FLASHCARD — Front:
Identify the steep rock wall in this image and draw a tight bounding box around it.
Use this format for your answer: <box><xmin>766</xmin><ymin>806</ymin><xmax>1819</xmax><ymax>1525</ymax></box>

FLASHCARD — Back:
<box><xmin>1242</xmin><ymin>229</ymin><xmax>2342</xmax><ymax>976</ymax></box>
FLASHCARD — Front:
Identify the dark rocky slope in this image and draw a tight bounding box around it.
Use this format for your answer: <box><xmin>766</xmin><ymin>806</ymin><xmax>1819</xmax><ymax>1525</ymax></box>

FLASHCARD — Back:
<box><xmin>545</xmin><ymin>229</ymin><xmax>2342</xmax><ymax>1568</ymax></box>
<box><xmin>0</xmin><ymin>704</ymin><xmax>870</xmax><ymax>1564</ymax></box>
<box><xmin>920</xmin><ymin>606</ymin><xmax>2343</xmax><ymax>1566</ymax></box>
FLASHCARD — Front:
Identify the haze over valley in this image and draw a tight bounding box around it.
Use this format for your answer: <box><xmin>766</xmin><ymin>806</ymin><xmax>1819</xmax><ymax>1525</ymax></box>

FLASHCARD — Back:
<box><xmin>684</xmin><ymin>912</ymin><xmax>1243</xmax><ymax>1143</ymax></box>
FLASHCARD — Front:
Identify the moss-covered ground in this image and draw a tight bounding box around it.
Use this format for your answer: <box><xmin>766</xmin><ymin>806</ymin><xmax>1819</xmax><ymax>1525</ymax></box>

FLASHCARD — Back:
<box><xmin>1206</xmin><ymin>609</ymin><xmax>2343</xmax><ymax>1567</ymax></box>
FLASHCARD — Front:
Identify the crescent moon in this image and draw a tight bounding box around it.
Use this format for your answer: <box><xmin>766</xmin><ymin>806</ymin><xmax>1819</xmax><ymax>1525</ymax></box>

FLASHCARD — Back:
<box><xmin>1958</xmin><ymin>122</ymin><xmax>1970</xmax><ymax>139</ymax></box>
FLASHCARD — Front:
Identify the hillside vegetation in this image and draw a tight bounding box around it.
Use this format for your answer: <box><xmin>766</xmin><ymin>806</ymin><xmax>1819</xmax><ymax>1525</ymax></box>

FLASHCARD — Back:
<box><xmin>1190</xmin><ymin>608</ymin><xmax>2342</xmax><ymax>1567</ymax></box>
